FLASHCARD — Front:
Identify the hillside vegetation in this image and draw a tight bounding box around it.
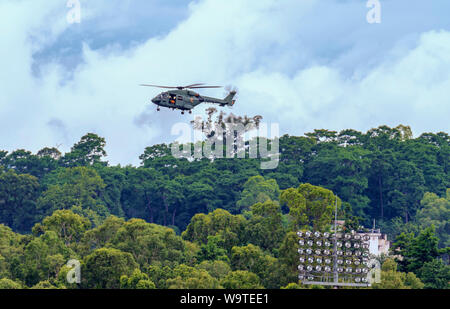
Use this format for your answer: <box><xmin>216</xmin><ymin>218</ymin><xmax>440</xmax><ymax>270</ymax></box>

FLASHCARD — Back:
<box><xmin>0</xmin><ymin>124</ymin><xmax>449</xmax><ymax>289</ymax></box>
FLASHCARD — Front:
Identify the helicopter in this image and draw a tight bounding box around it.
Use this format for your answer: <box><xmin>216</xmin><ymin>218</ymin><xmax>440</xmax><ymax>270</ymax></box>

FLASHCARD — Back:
<box><xmin>140</xmin><ymin>83</ymin><xmax>236</xmax><ymax>114</ymax></box>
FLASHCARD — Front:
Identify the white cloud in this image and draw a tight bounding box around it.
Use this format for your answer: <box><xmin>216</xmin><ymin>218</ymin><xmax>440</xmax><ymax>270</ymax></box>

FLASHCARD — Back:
<box><xmin>1</xmin><ymin>0</ymin><xmax>449</xmax><ymax>166</ymax></box>
<box><xmin>237</xmin><ymin>30</ymin><xmax>450</xmax><ymax>136</ymax></box>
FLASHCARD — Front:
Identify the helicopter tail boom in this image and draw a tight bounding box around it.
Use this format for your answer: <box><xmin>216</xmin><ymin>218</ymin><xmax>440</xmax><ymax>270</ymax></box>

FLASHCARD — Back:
<box><xmin>224</xmin><ymin>90</ymin><xmax>237</xmax><ymax>106</ymax></box>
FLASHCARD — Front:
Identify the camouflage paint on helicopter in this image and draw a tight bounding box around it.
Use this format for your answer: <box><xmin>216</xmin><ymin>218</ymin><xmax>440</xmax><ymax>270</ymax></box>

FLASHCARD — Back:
<box><xmin>140</xmin><ymin>83</ymin><xmax>236</xmax><ymax>114</ymax></box>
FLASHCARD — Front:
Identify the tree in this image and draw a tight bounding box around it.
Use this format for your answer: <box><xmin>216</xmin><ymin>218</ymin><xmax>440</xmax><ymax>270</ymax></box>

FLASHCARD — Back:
<box><xmin>120</xmin><ymin>167</ymin><xmax>163</xmax><ymax>223</ymax></box>
<box><xmin>236</xmin><ymin>176</ymin><xmax>280</xmax><ymax>212</ymax></box>
<box><xmin>31</xmin><ymin>280</ymin><xmax>60</xmax><ymax>289</ymax></box>
<box><xmin>0</xmin><ymin>224</ymin><xmax>24</xmax><ymax>280</ymax></box>
<box><xmin>18</xmin><ymin>231</ymin><xmax>71</xmax><ymax>286</ymax></box>
<box><xmin>385</xmin><ymin>160</ymin><xmax>426</xmax><ymax>223</ymax></box>
<box><xmin>0</xmin><ymin>170</ymin><xmax>40</xmax><ymax>232</ymax></box>
<box><xmin>184</xmin><ymin>181</ymin><xmax>216</xmax><ymax>220</ymax></box>
<box><xmin>62</xmin><ymin>133</ymin><xmax>107</xmax><ymax>166</ymax></box>
<box><xmin>366</xmin><ymin>149</ymin><xmax>395</xmax><ymax>220</ymax></box>
<box><xmin>407</xmin><ymin>226</ymin><xmax>440</xmax><ymax>274</ymax></box>
<box><xmin>417</xmin><ymin>190</ymin><xmax>450</xmax><ymax>247</ymax></box>
<box><xmin>278</xmin><ymin>232</ymin><xmax>302</xmax><ymax>284</ymax></box>
<box><xmin>140</xmin><ymin>143</ymin><xmax>188</xmax><ymax>174</ymax></box>
<box><xmin>280</xmin><ymin>183</ymin><xmax>339</xmax><ymax>231</ymax></box>
<box><xmin>196</xmin><ymin>260</ymin><xmax>231</xmax><ymax>280</ymax></box>
<box><xmin>37</xmin><ymin>167</ymin><xmax>108</xmax><ymax>224</ymax></box>
<box><xmin>280</xmin><ymin>188</ymin><xmax>307</xmax><ymax>230</ymax></box>
<box><xmin>120</xmin><ymin>268</ymin><xmax>156</xmax><ymax>289</ymax></box>
<box><xmin>0</xmin><ymin>151</ymin><xmax>7</xmax><ymax>167</ymax></box>
<box><xmin>160</xmin><ymin>177</ymin><xmax>186</xmax><ymax>227</ymax></box>
<box><xmin>93</xmin><ymin>165</ymin><xmax>126</xmax><ymax>217</ymax></box>
<box><xmin>182</xmin><ymin>209</ymin><xmax>247</xmax><ymax>251</ymax></box>
<box><xmin>165</xmin><ymin>264</ymin><xmax>220</xmax><ymax>289</ymax></box>
<box><xmin>2</xmin><ymin>149</ymin><xmax>59</xmax><ymax>179</ymax></box>
<box><xmin>230</xmin><ymin>244</ymin><xmax>279</xmax><ymax>288</ymax></box>
<box><xmin>32</xmin><ymin>210</ymin><xmax>91</xmax><ymax>246</ymax></box>
<box><xmin>305</xmin><ymin>129</ymin><xmax>338</xmax><ymax>143</ymax></box>
<box><xmin>220</xmin><ymin>270</ymin><xmax>264</xmax><ymax>289</ymax></box>
<box><xmin>111</xmin><ymin>219</ymin><xmax>185</xmax><ymax>268</ymax></box>
<box><xmin>83</xmin><ymin>248</ymin><xmax>138</xmax><ymax>289</ymax></box>
<box><xmin>281</xmin><ymin>282</ymin><xmax>304</xmax><ymax>289</ymax></box>
<box><xmin>0</xmin><ymin>278</ymin><xmax>22</xmax><ymax>289</ymax></box>
<box><xmin>80</xmin><ymin>215</ymin><xmax>125</xmax><ymax>254</ymax></box>
<box><xmin>276</xmin><ymin>134</ymin><xmax>315</xmax><ymax>187</ymax></box>
<box><xmin>371</xmin><ymin>258</ymin><xmax>424</xmax><ymax>289</ymax></box>
<box><xmin>246</xmin><ymin>200</ymin><xmax>285</xmax><ymax>252</ymax></box>
<box><xmin>139</xmin><ymin>143</ymin><xmax>172</xmax><ymax>162</ymax></box>
<box><xmin>196</xmin><ymin>235</ymin><xmax>229</xmax><ymax>263</ymax></box>
<box><xmin>418</xmin><ymin>259</ymin><xmax>450</xmax><ymax>289</ymax></box>
<box><xmin>37</xmin><ymin>147</ymin><xmax>62</xmax><ymax>160</ymax></box>
<box><xmin>304</xmin><ymin>145</ymin><xmax>370</xmax><ymax>220</ymax></box>
<box><xmin>392</xmin><ymin>226</ymin><xmax>440</xmax><ymax>274</ymax></box>
<box><xmin>145</xmin><ymin>265</ymin><xmax>173</xmax><ymax>289</ymax></box>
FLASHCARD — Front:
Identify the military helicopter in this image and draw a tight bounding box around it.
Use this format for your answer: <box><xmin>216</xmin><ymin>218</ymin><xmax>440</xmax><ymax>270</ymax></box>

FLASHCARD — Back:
<box><xmin>140</xmin><ymin>83</ymin><xmax>236</xmax><ymax>114</ymax></box>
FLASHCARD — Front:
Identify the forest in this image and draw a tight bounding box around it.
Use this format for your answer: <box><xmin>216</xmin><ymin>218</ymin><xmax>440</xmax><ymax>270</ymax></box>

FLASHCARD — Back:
<box><xmin>0</xmin><ymin>121</ymin><xmax>449</xmax><ymax>289</ymax></box>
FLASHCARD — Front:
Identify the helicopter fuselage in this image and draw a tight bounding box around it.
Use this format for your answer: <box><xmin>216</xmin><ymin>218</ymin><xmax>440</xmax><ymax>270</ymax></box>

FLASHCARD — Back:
<box><xmin>151</xmin><ymin>89</ymin><xmax>235</xmax><ymax>111</ymax></box>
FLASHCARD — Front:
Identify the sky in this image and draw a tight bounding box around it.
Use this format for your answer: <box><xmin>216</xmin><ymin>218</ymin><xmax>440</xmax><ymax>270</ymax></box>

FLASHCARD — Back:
<box><xmin>1</xmin><ymin>0</ymin><xmax>450</xmax><ymax>166</ymax></box>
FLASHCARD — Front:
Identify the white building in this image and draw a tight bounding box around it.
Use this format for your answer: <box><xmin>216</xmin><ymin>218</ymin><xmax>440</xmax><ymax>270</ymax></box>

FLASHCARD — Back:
<box><xmin>366</xmin><ymin>229</ymin><xmax>390</xmax><ymax>256</ymax></box>
<box><xmin>335</xmin><ymin>220</ymin><xmax>390</xmax><ymax>256</ymax></box>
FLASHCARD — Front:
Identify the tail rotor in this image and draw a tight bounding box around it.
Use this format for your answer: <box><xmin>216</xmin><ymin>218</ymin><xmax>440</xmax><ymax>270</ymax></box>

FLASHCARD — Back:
<box><xmin>224</xmin><ymin>85</ymin><xmax>239</xmax><ymax>107</ymax></box>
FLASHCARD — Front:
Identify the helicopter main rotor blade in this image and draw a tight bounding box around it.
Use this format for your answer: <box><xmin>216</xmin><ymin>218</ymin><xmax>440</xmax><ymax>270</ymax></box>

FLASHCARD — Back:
<box><xmin>140</xmin><ymin>84</ymin><xmax>222</xmax><ymax>89</ymax></box>
<box><xmin>183</xmin><ymin>83</ymin><xmax>206</xmax><ymax>88</ymax></box>
<box><xmin>140</xmin><ymin>84</ymin><xmax>178</xmax><ymax>89</ymax></box>
<box><xmin>189</xmin><ymin>86</ymin><xmax>222</xmax><ymax>89</ymax></box>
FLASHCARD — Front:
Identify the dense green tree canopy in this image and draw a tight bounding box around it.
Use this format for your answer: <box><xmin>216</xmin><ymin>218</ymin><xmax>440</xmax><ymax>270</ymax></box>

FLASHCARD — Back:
<box><xmin>0</xmin><ymin>125</ymin><xmax>448</xmax><ymax>289</ymax></box>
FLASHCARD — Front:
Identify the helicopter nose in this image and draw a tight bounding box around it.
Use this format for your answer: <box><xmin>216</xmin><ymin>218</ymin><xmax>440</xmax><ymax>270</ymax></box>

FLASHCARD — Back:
<box><xmin>152</xmin><ymin>97</ymin><xmax>160</xmax><ymax>103</ymax></box>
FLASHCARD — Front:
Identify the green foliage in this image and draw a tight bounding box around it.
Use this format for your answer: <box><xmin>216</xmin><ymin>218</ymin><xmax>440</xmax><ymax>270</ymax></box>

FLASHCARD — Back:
<box><xmin>16</xmin><ymin>230</ymin><xmax>72</xmax><ymax>286</ymax></box>
<box><xmin>182</xmin><ymin>209</ymin><xmax>247</xmax><ymax>251</ymax></box>
<box><xmin>62</xmin><ymin>133</ymin><xmax>107</xmax><ymax>167</ymax></box>
<box><xmin>280</xmin><ymin>188</ymin><xmax>307</xmax><ymax>230</ymax></box>
<box><xmin>165</xmin><ymin>264</ymin><xmax>220</xmax><ymax>289</ymax></box>
<box><xmin>80</xmin><ymin>215</ymin><xmax>125</xmax><ymax>253</ymax></box>
<box><xmin>246</xmin><ymin>200</ymin><xmax>285</xmax><ymax>252</ymax></box>
<box><xmin>304</xmin><ymin>143</ymin><xmax>371</xmax><ymax>219</ymax></box>
<box><xmin>0</xmin><ymin>224</ymin><xmax>24</xmax><ymax>279</ymax></box>
<box><xmin>281</xmin><ymin>183</ymin><xmax>340</xmax><ymax>231</ymax></box>
<box><xmin>0</xmin><ymin>126</ymin><xmax>449</xmax><ymax>289</ymax></box>
<box><xmin>196</xmin><ymin>260</ymin><xmax>231</xmax><ymax>280</ymax></box>
<box><xmin>236</xmin><ymin>175</ymin><xmax>280</xmax><ymax>212</ymax></box>
<box><xmin>378</xmin><ymin>216</ymin><xmax>421</xmax><ymax>243</ymax></box>
<box><xmin>418</xmin><ymin>259</ymin><xmax>450</xmax><ymax>289</ymax></box>
<box><xmin>32</xmin><ymin>210</ymin><xmax>91</xmax><ymax>246</ymax></box>
<box><xmin>281</xmin><ymin>282</ymin><xmax>303</xmax><ymax>289</ymax></box>
<box><xmin>1</xmin><ymin>149</ymin><xmax>59</xmax><ymax>179</ymax></box>
<box><xmin>31</xmin><ymin>280</ymin><xmax>60</xmax><ymax>289</ymax></box>
<box><xmin>0</xmin><ymin>278</ymin><xmax>23</xmax><ymax>289</ymax></box>
<box><xmin>220</xmin><ymin>270</ymin><xmax>264</xmax><ymax>289</ymax></box>
<box><xmin>392</xmin><ymin>226</ymin><xmax>440</xmax><ymax>274</ymax></box>
<box><xmin>278</xmin><ymin>232</ymin><xmax>301</xmax><ymax>284</ymax></box>
<box><xmin>0</xmin><ymin>170</ymin><xmax>40</xmax><ymax>232</ymax></box>
<box><xmin>110</xmin><ymin>219</ymin><xmax>185</xmax><ymax>268</ymax></box>
<box><xmin>83</xmin><ymin>248</ymin><xmax>138</xmax><ymax>289</ymax></box>
<box><xmin>372</xmin><ymin>259</ymin><xmax>424</xmax><ymax>289</ymax></box>
<box><xmin>230</xmin><ymin>244</ymin><xmax>280</xmax><ymax>288</ymax></box>
<box><xmin>417</xmin><ymin>189</ymin><xmax>450</xmax><ymax>247</ymax></box>
<box><xmin>196</xmin><ymin>235</ymin><xmax>229</xmax><ymax>263</ymax></box>
<box><xmin>120</xmin><ymin>268</ymin><xmax>156</xmax><ymax>289</ymax></box>
<box><xmin>37</xmin><ymin>166</ymin><xmax>108</xmax><ymax>224</ymax></box>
